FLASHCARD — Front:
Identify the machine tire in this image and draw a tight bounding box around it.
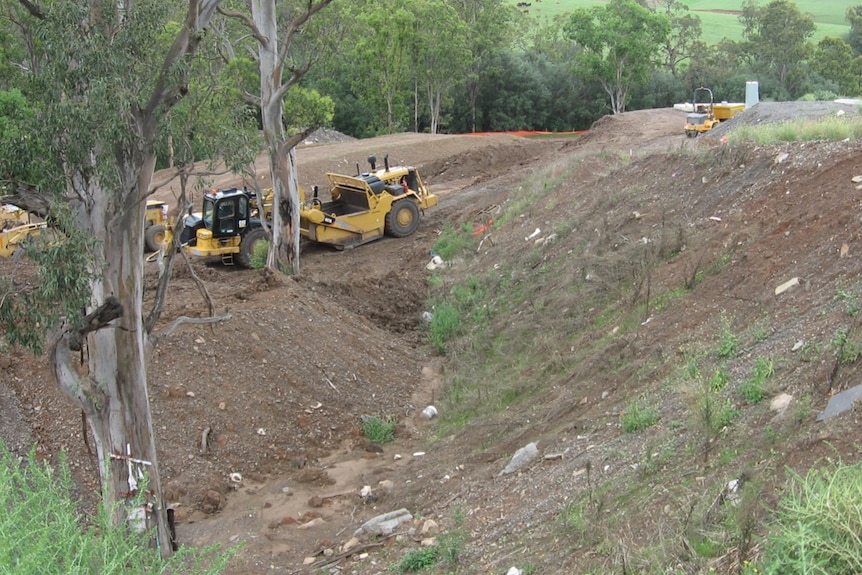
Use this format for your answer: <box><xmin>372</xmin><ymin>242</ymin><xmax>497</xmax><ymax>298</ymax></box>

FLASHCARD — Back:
<box><xmin>236</xmin><ymin>227</ymin><xmax>269</xmax><ymax>268</ymax></box>
<box><xmin>145</xmin><ymin>224</ymin><xmax>167</xmax><ymax>252</ymax></box>
<box><xmin>385</xmin><ymin>199</ymin><xmax>420</xmax><ymax>237</ymax></box>
<box><xmin>685</xmin><ymin>130</ymin><xmax>698</xmax><ymax>138</ymax></box>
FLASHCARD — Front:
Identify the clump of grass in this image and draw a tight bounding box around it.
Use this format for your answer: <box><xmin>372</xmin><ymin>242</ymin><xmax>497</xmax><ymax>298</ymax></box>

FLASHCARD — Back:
<box><xmin>362</xmin><ymin>415</ymin><xmax>396</xmax><ymax>444</ymax></box>
<box><xmin>432</xmin><ymin>222</ymin><xmax>476</xmax><ymax>260</ymax></box>
<box><xmin>0</xmin><ymin>442</ymin><xmax>235</xmax><ymax>574</ymax></box>
<box><xmin>832</xmin><ymin>327</ymin><xmax>862</xmax><ymax>364</ymax></box>
<box><xmin>393</xmin><ymin>526</ymin><xmax>466</xmax><ymax>572</ymax></box>
<box><xmin>740</xmin><ymin>357</ymin><xmax>773</xmax><ymax>403</ymax></box>
<box><xmin>717</xmin><ymin>314</ymin><xmax>739</xmax><ymax>359</ymax></box>
<box><xmin>757</xmin><ymin>460</ymin><xmax>862</xmax><ymax>574</ymax></box>
<box><xmin>621</xmin><ymin>399</ymin><xmax>658</xmax><ymax>433</ymax></box>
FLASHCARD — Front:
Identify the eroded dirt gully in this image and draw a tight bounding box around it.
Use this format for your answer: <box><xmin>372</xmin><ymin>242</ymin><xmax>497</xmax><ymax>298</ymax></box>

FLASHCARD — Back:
<box><xmin>5</xmin><ymin>103</ymin><xmax>862</xmax><ymax>573</ymax></box>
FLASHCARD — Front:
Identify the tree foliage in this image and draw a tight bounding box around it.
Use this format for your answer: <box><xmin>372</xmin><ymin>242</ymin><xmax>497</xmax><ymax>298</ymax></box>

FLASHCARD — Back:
<box><xmin>739</xmin><ymin>0</ymin><xmax>816</xmax><ymax>99</ymax></box>
<box><xmin>565</xmin><ymin>0</ymin><xmax>670</xmax><ymax>114</ymax></box>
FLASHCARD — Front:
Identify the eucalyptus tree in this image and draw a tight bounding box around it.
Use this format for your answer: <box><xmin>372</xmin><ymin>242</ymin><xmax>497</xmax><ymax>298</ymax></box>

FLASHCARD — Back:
<box><xmin>565</xmin><ymin>0</ymin><xmax>670</xmax><ymax>114</ymax></box>
<box><xmin>654</xmin><ymin>0</ymin><xmax>703</xmax><ymax>77</ymax></box>
<box><xmin>451</xmin><ymin>0</ymin><xmax>518</xmax><ymax>133</ymax></box>
<box><xmin>413</xmin><ymin>0</ymin><xmax>468</xmax><ymax>133</ymax></box>
<box><xmin>812</xmin><ymin>36</ymin><xmax>862</xmax><ymax>96</ymax></box>
<box><xmin>739</xmin><ymin>0</ymin><xmax>815</xmax><ymax>99</ymax></box>
<box><xmin>218</xmin><ymin>0</ymin><xmax>335</xmax><ymax>274</ymax></box>
<box><xmin>847</xmin><ymin>5</ymin><xmax>862</xmax><ymax>56</ymax></box>
<box><xmin>0</xmin><ymin>0</ymin><xmax>236</xmax><ymax>557</ymax></box>
<box><xmin>347</xmin><ymin>0</ymin><xmax>417</xmax><ymax>134</ymax></box>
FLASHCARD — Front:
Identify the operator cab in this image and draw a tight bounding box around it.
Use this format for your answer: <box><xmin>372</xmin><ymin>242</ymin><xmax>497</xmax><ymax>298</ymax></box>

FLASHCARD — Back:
<box><xmin>202</xmin><ymin>188</ymin><xmax>250</xmax><ymax>238</ymax></box>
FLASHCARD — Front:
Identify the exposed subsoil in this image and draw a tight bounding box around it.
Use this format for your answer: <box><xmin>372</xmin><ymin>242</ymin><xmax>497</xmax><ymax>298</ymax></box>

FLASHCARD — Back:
<box><xmin>2</xmin><ymin>100</ymin><xmax>861</xmax><ymax>574</ymax></box>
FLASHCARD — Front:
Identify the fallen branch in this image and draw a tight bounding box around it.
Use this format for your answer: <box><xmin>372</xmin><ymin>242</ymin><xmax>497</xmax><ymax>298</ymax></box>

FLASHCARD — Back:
<box><xmin>151</xmin><ymin>314</ymin><xmax>232</xmax><ymax>343</ymax></box>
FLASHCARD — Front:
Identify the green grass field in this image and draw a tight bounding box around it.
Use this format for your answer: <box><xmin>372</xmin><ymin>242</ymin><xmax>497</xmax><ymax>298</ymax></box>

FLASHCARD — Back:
<box><xmin>513</xmin><ymin>0</ymin><xmax>850</xmax><ymax>45</ymax></box>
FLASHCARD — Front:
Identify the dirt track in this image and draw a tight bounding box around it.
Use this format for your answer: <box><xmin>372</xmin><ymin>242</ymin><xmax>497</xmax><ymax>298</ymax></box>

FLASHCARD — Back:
<box><xmin>4</xmin><ymin>103</ymin><xmax>862</xmax><ymax>573</ymax></box>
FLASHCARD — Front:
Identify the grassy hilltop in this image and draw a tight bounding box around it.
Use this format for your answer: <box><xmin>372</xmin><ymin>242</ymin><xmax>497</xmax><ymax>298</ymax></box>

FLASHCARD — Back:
<box><xmin>510</xmin><ymin>0</ymin><xmax>850</xmax><ymax>45</ymax></box>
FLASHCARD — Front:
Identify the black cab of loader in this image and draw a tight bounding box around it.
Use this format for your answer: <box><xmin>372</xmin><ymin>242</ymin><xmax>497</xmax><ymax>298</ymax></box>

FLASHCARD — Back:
<box><xmin>180</xmin><ymin>188</ymin><xmax>258</xmax><ymax>245</ymax></box>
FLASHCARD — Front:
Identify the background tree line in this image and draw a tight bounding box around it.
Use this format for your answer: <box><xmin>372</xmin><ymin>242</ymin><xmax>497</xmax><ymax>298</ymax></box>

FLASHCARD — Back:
<box><xmin>302</xmin><ymin>0</ymin><xmax>861</xmax><ymax>136</ymax></box>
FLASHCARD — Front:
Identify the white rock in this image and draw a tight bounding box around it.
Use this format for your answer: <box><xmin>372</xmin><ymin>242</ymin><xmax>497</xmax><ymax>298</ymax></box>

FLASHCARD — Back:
<box><xmin>499</xmin><ymin>442</ymin><xmax>539</xmax><ymax>476</ymax></box>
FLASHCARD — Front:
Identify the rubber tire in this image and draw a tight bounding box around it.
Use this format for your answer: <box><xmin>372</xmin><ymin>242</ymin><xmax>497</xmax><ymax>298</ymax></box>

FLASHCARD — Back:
<box><xmin>385</xmin><ymin>199</ymin><xmax>420</xmax><ymax>237</ymax></box>
<box><xmin>236</xmin><ymin>227</ymin><xmax>269</xmax><ymax>268</ymax></box>
<box><xmin>145</xmin><ymin>224</ymin><xmax>167</xmax><ymax>252</ymax></box>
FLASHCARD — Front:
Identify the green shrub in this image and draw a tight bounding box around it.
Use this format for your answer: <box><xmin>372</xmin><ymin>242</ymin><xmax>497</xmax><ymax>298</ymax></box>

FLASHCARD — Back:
<box><xmin>362</xmin><ymin>415</ymin><xmax>396</xmax><ymax>444</ymax></box>
<box><xmin>249</xmin><ymin>238</ymin><xmax>269</xmax><ymax>270</ymax></box>
<box><xmin>432</xmin><ymin>222</ymin><xmax>476</xmax><ymax>260</ymax></box>
<box><xmin>759</xmin><ymin>461</ymin><xmax>862</xmax><ymax>574</ymax></box>
<box><xmin>740</xmin><ymin>357</ymin><xmax>773</xmax><ymax>403</ymax></box>
<box><xmin>395</xmin><ymin>547</ymin><xmax>438</xmax><ymax>572</ymax></box>
<box><xmin>621</xmin><ymin>400</ymin><xmax>658</xmax><ymax>433</ymax></box>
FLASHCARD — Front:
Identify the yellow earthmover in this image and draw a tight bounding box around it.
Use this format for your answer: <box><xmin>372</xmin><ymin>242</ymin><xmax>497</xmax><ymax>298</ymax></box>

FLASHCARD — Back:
<box><xmin>300</xmin><ymin>155</ymin><xmax>438</xmax><ymax>249</ymax></box>
<box><xmin>0</xmin><ymin>204</ymin><xmax>47</xmax><ymax>258</ymax></box>
<box><xmin>175</xmin><ymin>155</ymin><xmax>437</xmax><ymax>266</ymax></box>
<box><xmin>684</xmin><ymin>87</ymin><xmax>745</xmax><ymax>138</ymax></box>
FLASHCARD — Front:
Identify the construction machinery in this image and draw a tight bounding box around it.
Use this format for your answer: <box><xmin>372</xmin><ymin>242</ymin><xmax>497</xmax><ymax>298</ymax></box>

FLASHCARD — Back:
<box><xmin>174</xmin><ymin>155</ymin><xmax>437</xmax><ymax>267</ymax></box>
<box><xmin>300</xmin><ymin>155</ymin><xmax>437</xmax><ymax>249</ymax></box>
<box><xmin>177</xmin><ymin>188</ymin><xmax>270</xmax><ymax>267</ymax></box>
<box><xmin>145</xmin><ymin>200</ymin><xmax>170</xmax><ymax>252</ymax></box>
<box><xmin>1</xmin><ymin>204</ymin><xmax>47</xmax><ymax>258</ymax></box>
<box><xmin>684</xmin><ymin>87</ymin><xmax>745</xmax><ymax>138</ymax></box>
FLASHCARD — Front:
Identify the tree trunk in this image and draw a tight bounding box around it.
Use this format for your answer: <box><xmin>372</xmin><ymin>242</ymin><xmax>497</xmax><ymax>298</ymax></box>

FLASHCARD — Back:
<box><xmin>44</xmin><ymin>0</ymin><xmax>223</xmax><ymax>558</ymax></box>
<box><xmin>52</xmin><ymin>175</ymin><xmax>171</xmax><ymax>555</ymax></box>
<box><xmin>254</xmin><ymin>0</ymin><xmax>291</xmax><ymax>274</ymax></box>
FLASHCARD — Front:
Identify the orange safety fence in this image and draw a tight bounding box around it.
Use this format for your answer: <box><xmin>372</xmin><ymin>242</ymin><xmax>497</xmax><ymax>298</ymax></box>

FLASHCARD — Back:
<box><xmin>465</xmin><ymin>130</ymin><xmax>586</xmax><ymax>137</ymax></box>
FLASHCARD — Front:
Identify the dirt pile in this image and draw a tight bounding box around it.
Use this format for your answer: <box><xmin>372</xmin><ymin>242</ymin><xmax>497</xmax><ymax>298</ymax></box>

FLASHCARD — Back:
<box><xmin>4</xmin><ymin>104</ymin><xmax>862</xmax><ymax>574</ymax></box>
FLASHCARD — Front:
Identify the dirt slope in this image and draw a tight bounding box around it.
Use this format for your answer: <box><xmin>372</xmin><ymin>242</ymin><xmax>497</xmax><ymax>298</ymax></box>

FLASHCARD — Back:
<box><xmin>3</xmin><ymin>104</ymin><xmax>862</xmax><ymax>574</ymax></box>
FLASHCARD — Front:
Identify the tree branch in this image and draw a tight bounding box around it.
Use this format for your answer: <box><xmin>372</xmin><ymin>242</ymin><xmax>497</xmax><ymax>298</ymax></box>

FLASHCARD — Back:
<box><xmin>16</xmin><ymin>0</ymin><xmax>44</xmax><ymax>19</ymax></box>
<box><xmin>151</xmin><ymin>314</ymin><xmax>232</xmax><ymax>344</ymax></box>
<box><xmin>217</xmin><ymin>5</ymin><xmax>267</xmax><ymax>45</ymax></box>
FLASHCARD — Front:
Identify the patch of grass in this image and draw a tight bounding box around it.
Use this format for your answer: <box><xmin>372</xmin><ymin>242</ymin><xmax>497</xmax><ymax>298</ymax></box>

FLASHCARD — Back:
<box><xmin>831</xmin><ymin>327</ymin><xmax>862</xmax><ymax>365</ymax></box>
<box><xmin>0</xmin><ymin>442</ymin><xmax>236</xmax><ymax>574</ymax></box>
<box><xmin>717</xmin><ymin>314</ymin><xmax>739</xmax><ymax>359</ymax></box>
<box><xmin>432</xmin><ymin>222</ymin><xmax>476</xmax><ymax>261</ymax></box>
<box><xmin>250</xmin><ymin>238</ymin><xmax>269</xmax><ymax>269</ymax></box>
<box><xmin>740</xmin><ymin>357</ymin><xmax>773</xmax><ymax>404</ymax></box>
<box><xmin>834</xmin><ymin>288</ymin><xmax>860</xmax><ymax>317</ymax></box>
<box><xmin>560</xmin><ymin>500</ymin><xmax>589</xmax><ymax>533</ymax></box>
<box><xmin>394</xmin><ymin>547</ymin><xmax>437</xmax><ymax>572</ymax></box>
<box><xmin>709</xmin><ymin>364</ymin><xmax>729</xmax><ymax>392</ymax></box>
<box><xmin>393</xmin><ymin>525</ymin><xmax>466</xmax><ymax>573</ymax></box>
<box><xmin>427</xmin><ymin>301</ymin><xmax>460</xmax><ymax>355</ymax></box>
<box><xmin>728</xmin><ymin>116</ymin><xmax>862</xmax><ymax>145</ymax></box>
<box><xmin>621</xmin><ymin>399</ymin><xmax>658</xmax><ymax>433</ymax></box>
<box><xmin>362</xmin><ymin>416</ymin><xmax>396</xmax><ymax>444</ymax></box>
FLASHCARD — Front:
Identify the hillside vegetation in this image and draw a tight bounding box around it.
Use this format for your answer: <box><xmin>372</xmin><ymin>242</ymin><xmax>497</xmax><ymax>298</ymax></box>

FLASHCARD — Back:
<box><xmin>405</xmin><ymin>110</ymin><xmax>862</xmax><ymax>573</ymax></box>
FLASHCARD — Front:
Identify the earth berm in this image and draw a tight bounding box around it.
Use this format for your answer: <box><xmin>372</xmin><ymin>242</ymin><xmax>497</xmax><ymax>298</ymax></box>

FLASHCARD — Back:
<box><xmin>2</xmin><ymin>102</ymin><xmax>861</xmax><ymax>574</ymax></box>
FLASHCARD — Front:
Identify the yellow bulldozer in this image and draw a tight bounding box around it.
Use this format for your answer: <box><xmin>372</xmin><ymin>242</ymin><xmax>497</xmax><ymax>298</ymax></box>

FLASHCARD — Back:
<box><xmin>684</xmin><ymin>87</ymin><xmax>745</xmax><ymax>138</ymax></box>
<box><xmin>174</xmin><ymin>155</ymin><xmax>437</xmax><ymax>267</ymax></box>
<box><xmin>0</xmin><ymin>203</ymin><xmax>47</xmax><ymax>258</ymax></box>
